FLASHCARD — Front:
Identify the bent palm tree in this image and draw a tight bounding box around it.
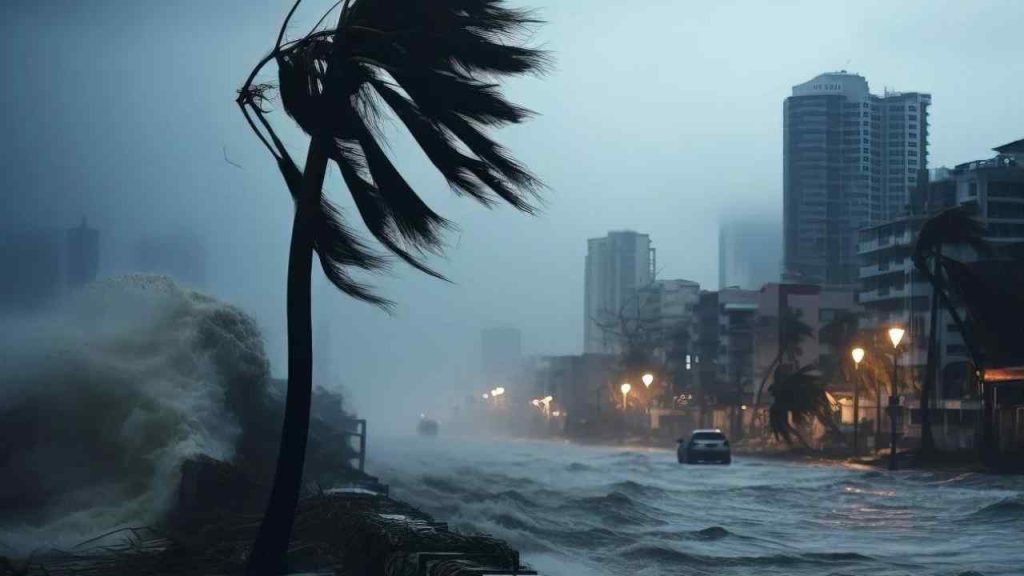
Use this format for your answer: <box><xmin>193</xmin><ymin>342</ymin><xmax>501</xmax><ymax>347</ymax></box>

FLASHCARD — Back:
<box><xmin>912</xmin><ymin>207</ymin><xmax>988</xmax><ymax>454</ymax></box>
<box><xmin>752</xmin><ymin>307</ymin><xmax>813</xmax><ymax>432</ymax></box>
<box><xmin>236</xmin><ymin>2</ymin><xmax>546</xmax><ymax>573</ymax></box>
<box><xmin>768</xmin><ymin>364</ymin><xmax>842</xmax><ymax>448</ymax></box>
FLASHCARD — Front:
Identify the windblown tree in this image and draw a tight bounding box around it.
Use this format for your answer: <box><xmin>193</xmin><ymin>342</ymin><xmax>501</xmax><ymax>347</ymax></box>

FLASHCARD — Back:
<box><xmin>911</xmin><ymin>207</ymin><xmax>989</xmax><ymax>454</ymax></box>
<box><xmin>752</xmin><ymin>307</ymin><xmax>814</xmax><ymax>431</ymax></box>
<box><xmin>767</xmin><ymin>364</ymin><xmax>843</xmax><ymax>448</ymax></box>
<box><xmin>236</xmin><ymin>2</ymin><xmax>547</xmax><ymax>573</ymax></box>
<box><xmin>593</xmin><ymin>282</ymin><xmax>665</xmax><ymax>395</ymax></box>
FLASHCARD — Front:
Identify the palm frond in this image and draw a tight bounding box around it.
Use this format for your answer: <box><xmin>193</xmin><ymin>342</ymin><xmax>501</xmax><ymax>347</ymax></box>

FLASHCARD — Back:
<box><xmin>247</xmin><ymin>0</ymin><xmax>545</xmax><ymax>298</ymax></box>
<box><xmin>768</xmin><ymin>365</ymin><xmax>839</xmax><ymax>446</ymax></box>
<box><xmin>276</xmin><ymin>153</ymin><xmax>392</xmax><ymax>307</ymax></box>
<box><xmin>913</xmin><ymin>207</ymin><xmax>990</xmax><ymax>267</ymax></box>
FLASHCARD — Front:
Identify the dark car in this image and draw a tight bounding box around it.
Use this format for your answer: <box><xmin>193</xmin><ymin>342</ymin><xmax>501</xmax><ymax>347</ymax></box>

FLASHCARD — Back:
<box><xmin>677</xmin><ymin>429</ymin><xmax>731</xmax><ymax>464</ymax></box>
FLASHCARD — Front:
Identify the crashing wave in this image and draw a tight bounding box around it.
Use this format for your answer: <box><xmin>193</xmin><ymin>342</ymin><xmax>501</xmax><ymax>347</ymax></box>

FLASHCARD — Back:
<box><xmin>0</xmin><ymin>276</ymin><xmax>344</xmax><ymax>555</ymax></box>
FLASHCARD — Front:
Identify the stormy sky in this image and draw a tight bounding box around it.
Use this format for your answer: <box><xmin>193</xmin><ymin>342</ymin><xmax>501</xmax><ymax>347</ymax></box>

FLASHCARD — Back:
<box><xmin>2</xmin><ymin>0</ymin><xmax>1021</xmax><ymax>428</ymax></box>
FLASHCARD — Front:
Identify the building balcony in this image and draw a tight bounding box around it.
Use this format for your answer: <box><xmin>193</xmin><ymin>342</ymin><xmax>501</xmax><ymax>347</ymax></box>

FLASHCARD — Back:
<box><xmin>858</xmin><ymin>284</ymin><xmax>912</xmax><ymax>304</ymax></box>
<box><xmin>858</xmin><ymin>259</ymin><xmax>912</xmax><ymax>278</ymax></box>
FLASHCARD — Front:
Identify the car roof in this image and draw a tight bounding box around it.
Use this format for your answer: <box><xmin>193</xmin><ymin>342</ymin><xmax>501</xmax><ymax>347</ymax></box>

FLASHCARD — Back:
<box><xmin>692</xmin><ymin>429</ymin><xmax>724</xmax><ymax>434</ymax></box>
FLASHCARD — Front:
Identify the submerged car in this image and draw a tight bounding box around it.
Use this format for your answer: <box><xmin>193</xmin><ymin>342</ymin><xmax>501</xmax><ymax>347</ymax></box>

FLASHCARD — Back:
<box><xmin>677</xmin><ymin>429</ymin><xmax>731</xmax><ymax>464</ymax></box>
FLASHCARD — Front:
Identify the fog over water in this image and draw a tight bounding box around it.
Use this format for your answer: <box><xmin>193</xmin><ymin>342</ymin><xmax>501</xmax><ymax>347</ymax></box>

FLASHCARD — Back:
<box><xmin>2</xmin><ymin>0</ymin><xmax>1023</xmax><ymax>430</ymax></box>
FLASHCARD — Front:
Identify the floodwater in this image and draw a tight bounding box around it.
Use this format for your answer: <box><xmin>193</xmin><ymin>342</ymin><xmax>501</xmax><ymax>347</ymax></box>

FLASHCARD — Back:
<box><xmin>368</xmin><ymin>435</ymin><xmax>1024</xmax><ymax>576</ymax></box>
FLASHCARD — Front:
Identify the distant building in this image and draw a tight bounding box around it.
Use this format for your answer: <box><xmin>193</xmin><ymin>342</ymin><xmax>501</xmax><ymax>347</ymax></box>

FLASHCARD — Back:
<box><xmin>693</xmin><ymin>282</ymin><xmax>858</xmax><ymax>438</ymax></box>
<box><xmin>718</xmin><ymin>218</ymin><xmax>783</xmax><ymax>289</ymax></box>
<box><xmin>481</xmin><ymin>327</ymin><xmax>523</xmax><ymax>390</ymax></box>
<box><xmin>584</xmin><ymin>231</ymin><xmax>654</xmax><ymax>353</ymax></box>
<box><xmin>0</xmin><ymin>218</ymin><xmax>100</xmax><ymax>313</ymax></box>
<box><xmin>532</xmin><ymin>353</ymin><xmax>616</xmax><ymax>437</ymax></box>
<box><xmin>784</xmin><ymin>71</ymin><xmax>931</xmax><ymax>286</ymax></box>
<box><xmin>133</xmin><ymin>235</ymin><xmax>207</xmax><ymax>287</ymax></box>
<box><xmin>639</xmin><ymin>278</ymin><xmax>701</xmax><ymax>395</ymax></box>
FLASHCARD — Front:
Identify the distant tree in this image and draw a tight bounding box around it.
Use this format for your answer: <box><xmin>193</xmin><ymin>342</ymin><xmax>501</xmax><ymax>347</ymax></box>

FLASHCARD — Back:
<box><xmin>236</xmin><ymin>1</ymin><xmax>546</xmax><ymax>573</ymax></box>
<box><xmin>912</xmin><ymin>207</ymin><xmax>989</xmax><ymax>454</ymax></box>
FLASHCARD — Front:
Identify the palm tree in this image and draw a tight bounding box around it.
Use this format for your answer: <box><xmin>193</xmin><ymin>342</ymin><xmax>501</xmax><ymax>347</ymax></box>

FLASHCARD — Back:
<box><xmin>818</xmin><ymin>310</ymin><xmax>861</xmax><ymax>450</ymax></box>
<box><xmin>236</xmin><ymin>2</ymin><xmax>546</xmax><ymax>573</ymax></box>
<box><xmin>767</xmin><ymin>364</ymin><xmax>843</xmax><ymax>448</ymax></box>
<box><xmin>912</xmin><ymin>207</ymin><xmax>989</xmax><ymax>454</ymax></box>
<box><xmin>752</xmin><ymin>306</ymin><xmax>814</xmax><ymax>433</ymax></box>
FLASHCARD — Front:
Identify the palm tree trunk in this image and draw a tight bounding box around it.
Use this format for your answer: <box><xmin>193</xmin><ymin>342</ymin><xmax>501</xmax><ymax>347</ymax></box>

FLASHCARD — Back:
<box><xmin>920</xmin><ymin>255</ymin><xmax>941</xmax><ymax>454</ymax></box>
<box><xmin>246</xmin><ymin>139</ymin><xmax>329</xmax><ymax>576</ymax></box>
<box><xmin>752</xmin><ymin>352</ymin><xmax>782</xmax><ymax>435</ymax></box>
<box><xmin>926</xmin><ymin>258</ymin><xmax>992</xmax><ymax>457</ymax></box>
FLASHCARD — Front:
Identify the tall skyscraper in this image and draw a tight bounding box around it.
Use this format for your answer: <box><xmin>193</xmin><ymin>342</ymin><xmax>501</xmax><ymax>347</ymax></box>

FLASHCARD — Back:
<box><xmin>718</xmin><ymin>217</ymin><xmax>782</xmax><ymax>290</ymax></box>
<box><xmin>784</xmin><ymin>71</ymin><xmax>930</xmax><ymax>286</ymax></box>
<box><xmin>583</xmin><ymin>231</ymin><xmax>653</xmax><ymax>353</ymax></box>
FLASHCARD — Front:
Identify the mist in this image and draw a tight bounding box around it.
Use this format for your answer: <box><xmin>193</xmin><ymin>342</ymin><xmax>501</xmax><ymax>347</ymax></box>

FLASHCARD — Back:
<box><xmin>2</xmin><ymin>0</ymin><xmax>1022</xmax><ymax>435</ymax></box>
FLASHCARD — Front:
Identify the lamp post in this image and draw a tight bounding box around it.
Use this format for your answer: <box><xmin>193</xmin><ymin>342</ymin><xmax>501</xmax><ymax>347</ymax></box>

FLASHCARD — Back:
<box><xmin>541</xmin><ymin>395</ymin><xmax>553</xmax><ymax>417</ymax></box>
<box><xmin>642</xmin><ymin>373</ymin><xmax>654</xmax><ymax>409</ymax></box>
<box><xmin>620</xmin><ymin>382</ymin><xmax>631</xmax><ymax>412</ymax></box>
<box><xmin>851</xmin><ymin>347</ymin><xmax>865</xmax><ymax>456</ymax></box>
<box><xmin>887</xmin><ymin>327</ymin><xmax>905</xmax><ymax>471</ymax></box>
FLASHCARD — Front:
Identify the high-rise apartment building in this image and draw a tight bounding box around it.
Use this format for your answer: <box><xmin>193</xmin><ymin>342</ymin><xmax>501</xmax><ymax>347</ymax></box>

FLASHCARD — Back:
<box><xmin>784</xmin><ymin>71</ymin><xmax>930</xmax><ymax>286</ymax></box>
<box><xmin>856</xmin><ymin>138</ymin><xmax>1024</xmax><ymax>449</ymax></box>
<box><xmin>583</xmin><ymin>231</ymin><xmax>653</xmax><ymax>353</ymax></box>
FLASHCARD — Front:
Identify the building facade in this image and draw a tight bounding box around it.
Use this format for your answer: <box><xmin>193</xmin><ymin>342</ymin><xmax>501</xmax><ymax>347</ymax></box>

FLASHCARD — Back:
<box><xmin>584</xmin><ymin>231</ymin><xmax>654</xmax><ymax>353</ymax></box>
<box><xmin>857</xmin><ymin>138</ymin><xmax>1024</xmax><ymax>449</ymax></box>
<box><xmin>784</xmin><ymin>71</ymin><xmax>930</xmax><ymax>286</ymax></box>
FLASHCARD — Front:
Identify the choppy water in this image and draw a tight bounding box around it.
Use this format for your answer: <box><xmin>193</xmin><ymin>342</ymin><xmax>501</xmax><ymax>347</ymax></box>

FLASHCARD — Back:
<box><xmin>369</xmin><ymin>436</ymin><xmax>1024</xmax><ymax>576</ymax></box>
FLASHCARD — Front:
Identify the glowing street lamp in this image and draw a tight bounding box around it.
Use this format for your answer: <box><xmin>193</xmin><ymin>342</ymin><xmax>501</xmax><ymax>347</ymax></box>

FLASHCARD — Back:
<box><xmin>851</xmin><ymin>347</ymin><xmax>865</xmax><ymax>455</ymax></box>
<box><xmin>888</xmin><ymin>327</ymin><xmax>905</xmax><ymax>349</ymax></box>
<box><xmin>887</xmin><ymin>326</ymin><xmax>905</xmax><ymax>470</ymax></box>
<box><xmin>482</xmin><ymin>393</ymin><xmax>489</xmax><ymax>400</ymax></box>
<box><xmin>642</xmin><ymin>373</ymin><xmax>654</xmax><ymax>388</ymax></box>
<box><xmin>851</xmin><ymin>347</ymin><xmax>865</xmax><ymax>366</ymax></box>
<box><xmin>620</xmin><ymin>382</ymin><xmax>631</xmax><ymax>411</ymax></box>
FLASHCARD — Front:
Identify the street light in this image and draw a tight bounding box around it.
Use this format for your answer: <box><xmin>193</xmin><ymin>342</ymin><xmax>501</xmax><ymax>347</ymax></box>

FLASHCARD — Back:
<box><xmin>851</xmin><ymin>347</ymin><xmax>865</xmax><ymax>456</ymax></box>
<box><xmin>642</xmin><ymin>373</ymin><xmax>654</xmax><ymax>388</ymax></box>
<box><xmin>620</xmin><ymin>382</ymin><xmax>631</xmax><ymax>411</ymax></box>
<box><xmin>887</xmin><ymin>326</ymin><xmax>905</xmax><ymax>471</ymax></box>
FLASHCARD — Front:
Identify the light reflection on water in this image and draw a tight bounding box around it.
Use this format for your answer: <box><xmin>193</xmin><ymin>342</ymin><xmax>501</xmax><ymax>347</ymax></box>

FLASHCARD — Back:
<box><xmin>368</xmin><ymin>436</ymin><xmax>1024</xmax><ymax>576</ymax></box>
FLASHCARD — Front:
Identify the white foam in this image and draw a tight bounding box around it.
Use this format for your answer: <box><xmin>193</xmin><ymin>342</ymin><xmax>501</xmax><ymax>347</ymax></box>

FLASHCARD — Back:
<box><xmin>0</xmin><ymin>275</ymin><xmax>270</xmax><ymax>556</ymax></box>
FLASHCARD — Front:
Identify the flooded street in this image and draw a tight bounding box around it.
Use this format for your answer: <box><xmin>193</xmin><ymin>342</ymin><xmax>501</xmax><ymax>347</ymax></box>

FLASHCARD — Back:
<box><xmin>369</xmin><ymin>436</ymin><xmax>1024</xmax><ymax>576</ymax></box>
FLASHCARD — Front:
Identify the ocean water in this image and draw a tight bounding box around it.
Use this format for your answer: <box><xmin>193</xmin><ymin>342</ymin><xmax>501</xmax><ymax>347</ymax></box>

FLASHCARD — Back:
<box><xmin>369</xmin><ymin>435</ymin><xmax>1024</xmax><ymax>576</ymax></box>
